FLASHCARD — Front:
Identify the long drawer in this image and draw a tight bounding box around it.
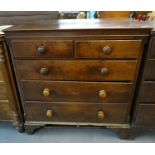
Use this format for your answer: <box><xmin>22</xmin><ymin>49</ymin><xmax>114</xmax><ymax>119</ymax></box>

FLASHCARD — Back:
<box><xmin>0</xmin><ymin>82</ymin><xmax>7</xmax><ymax>100</ymax></box>
<box><xmin>75</xmin><ymin>40</ymin><xmax>141</xmax><ymax>59</ymax></box>
<box><xmin>135</xmin><ymin>104</ymin><xmax>155</xmax><ymax>127</ymax></box>
<box><xmin>11</xmin><ymin>40</ymin><xmax>73</xmax><ymax>58</ymax></box>
<box><xmin>15</xmin><ymin>60</ymin><xmax>137</xmax><ymax>81</ymax></box>
<box><xmin>24</xmin><ymin>101</ymin><xmax>128</xmax><ymax>124</ymax></box>
<box><xmin>139</xmin><ymin>81</ymin><xmax>155</xmax><ymax>103</ymax></box>
<box><xmin>21</xmin><ymin>81</ymin><xmax>133</xmax><ymax>103</ymax></box>
<box><xmin>144</xmin><ymin>60</ymin><xmax>155</xmax><ymax>80</ymax></box>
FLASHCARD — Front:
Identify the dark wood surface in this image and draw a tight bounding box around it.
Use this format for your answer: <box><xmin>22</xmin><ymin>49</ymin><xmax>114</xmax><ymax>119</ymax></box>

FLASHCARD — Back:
<box><xmin>135</xmin><ymin>104</ymin><xmax>155</xmax><ymax>127</ymax></box>
<box><xmin>21</xmin><ymin>81</ymin><xmax>133</xmax><ymax>103</ymax></box>
<box><xmin>0</xmin><ymin>101</ymin><xmax>13</xmax><ymax>120</ymax></box>
<box><xmin>4</xmin><ymin>19</ymin><xmax>152</xmax><ymax>31</ymax></box>
<box><xmin>0</xmin><ymin>39</ymin><xmax>13</xmax><ymax>121</ymax></box>
<box><xmin>139</xmin><ymin>82</ymin><xmax>155</xmax><ymax>103</ymax></box>
<box><xmin>0</xmin><ymin>34</ymin><xmax>23</xmax><ymax>131</ymax></box>
<box><xmin>0</xmin><ymin>81</ymin><xmax>7</xmax><ymax>99</ymax></box>
<box><xmin>75</xmin><ymin>40</ymin><xmax>142</xmax><ymax>59</ymax></box>
<box><xmin>24</xmin><ymin>101</ymin><xmax>128</xmax><ymax>124</ymax></box>
<box><xmin>149</xmin><ymin>36</ymin><xmax>155</xmax><ymax>59</ymax></box>
<box><xmin>11</xmin><ymin>40</ymin><xmax>73</xmax><ymax>58</ymax></box>
<box><xmin>144</xmin><ymin>60</ymin><xmax>155</xmax><ymax>80</ymax></box>
<box><xmin>15</xmin><ymin>60</ymin><xmax>137</xmax><ymax>81</ymax></box>
<box><xmin>0</xmin><ymin>11</ymin><xmax>59</xmax><ymax>25</ymax></box>
<box><xmin>0</xmin><ymin>70</ymin><xmax>3</xmax><ymax>80</ymax></box>
<box><xmin>134</xmin><ymin>28</ymin><xmax>155</xmax><ymax>129</ymax></box>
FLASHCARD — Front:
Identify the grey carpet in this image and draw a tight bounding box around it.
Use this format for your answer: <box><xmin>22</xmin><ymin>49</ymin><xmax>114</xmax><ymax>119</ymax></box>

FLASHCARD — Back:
<box><xmin>0</xmin><ymin>122</ymin><xmax>155</xmax><ymax>143</ymax></box>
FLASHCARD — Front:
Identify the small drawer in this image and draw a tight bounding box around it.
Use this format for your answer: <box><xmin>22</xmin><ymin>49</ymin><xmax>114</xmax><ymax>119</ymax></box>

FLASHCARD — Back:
<box><xmin>139</xmin><ymin>81</ymin><xmax>155</xmax><ymax>103</ymax></box>
<box><xmin>11</xmin><ymin>40</ymin><xmax>73</xmax><ymax>58</ymax></box>
<box><xmin>75</xmin><ymin>40</ymin><xmax>142</xmax><ymax>59</ymax></box>
<box><xmin>21</xmin><ymin>81</ymin><xmax>133</xmax><ymax>103</ymax></box>
<box><xmin>144</xmin><ymin>60</ymin><xmax>155</xmax><ymax>80</ymax></box>
<box><xmin>0</xmin><ymin>82</ymin><xmax>8</xmax><ymax>100</ymax></box>
<box><xmin>149</xmin><ymin>37</ymin><xmax>155</xmax><ymax>59</ymax></box>
<box><xmin>0</xmin><ymin>100</ymin><xmax>12</xmax><ymax>120</ymax></box>
<box><xmin>135</xmin><ymin>104</ymin><xmax>155</xmax><ymax>127</ymax></box>
<box><xmin>15</xmin><ymin>60</ymin><xmax>137</xmax><ymax>81</ymax></box>
<box><xmin>24</xmin><ymin>102</ymin><xmax>129</xmax><ymax>124</ymax></box>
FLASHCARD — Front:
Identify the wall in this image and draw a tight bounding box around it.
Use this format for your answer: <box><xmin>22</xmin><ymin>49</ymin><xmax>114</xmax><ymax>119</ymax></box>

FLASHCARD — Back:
<box><xmin>0</xmin><ymin>11</ymin><xmax>59</xmax><ymax>25</ymax></box>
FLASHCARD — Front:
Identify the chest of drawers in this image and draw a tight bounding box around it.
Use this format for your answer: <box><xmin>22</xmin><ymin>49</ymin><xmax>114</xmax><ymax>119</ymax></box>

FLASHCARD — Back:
<box><xmin>5</xmin><ymin>19</ymin><xmax>151</xmax><ymax>138</ymax></box>
<box><xmin>134</xmin><ymin>29</ymin><xmax>155</xmax><ymax>128</ymax></box>
<box><xmin>0</xmin><ymin>31</ymin><xmax>23</xmax><ymax>132</ymax></box>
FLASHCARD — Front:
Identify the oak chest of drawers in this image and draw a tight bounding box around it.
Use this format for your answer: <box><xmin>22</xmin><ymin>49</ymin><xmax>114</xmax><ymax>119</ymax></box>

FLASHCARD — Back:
<box><xmin>0</xmin><ymin>28</ymin><xmax>23</xmax><ymax>131</ymax></box>
<box><xmin>5</xmin><ymin>19</ymin><xmax>151</xmax><ymax>138</ymax></box>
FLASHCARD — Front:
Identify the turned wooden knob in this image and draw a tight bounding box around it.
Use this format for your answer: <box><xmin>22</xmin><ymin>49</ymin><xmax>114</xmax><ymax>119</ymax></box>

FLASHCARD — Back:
<box><xmin>97</xmin><ymin>111</ymin><xmax>105</xmax><ymax>119</ymax></box>
<box><xmin>40</xmin><ymin>67</ymin><xmax>49</xmax><ymax>75</ymax></box>
<box><xmin>102</xmin><ymin>46</ymin><xmax>112</xmax><ymax>54</ymax></box>
<box><xmin>46</xmin><ymin>110</ymin><xmax>53</xmax><ymax>118</ymax></box>
<box><xmin>99</xmin><ymin>90</ymin><xmax>107</xmax><ymax>98</ymax></box>
<box><xmin>101</xmin><ymin>68</ymin><xmax>108</xmax><ymax>75</ymax></box>
<box><xmin>37</xmin><ymin>45</ymin><xmax>47</xmax><ymax>54</ymax></box>
<box><xmin>43</xmin><ymin>88</ymin><xmax>50</xmax><ymax>97</ymax></box>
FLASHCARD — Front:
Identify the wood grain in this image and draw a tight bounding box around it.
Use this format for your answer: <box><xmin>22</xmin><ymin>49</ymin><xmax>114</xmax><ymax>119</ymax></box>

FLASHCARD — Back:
<box><xmin>149</xmin><ymin>36</ymin><xmax>155</xmax><ymax>59</ymax></box>
<box><xmin>24</xmin><ymin>101</ymin><xmax>128</xmax><ymax>124</ymax></box>
<box><xmin>0</xmin><ymin>100</ymin><xmax>13</xmax><ymax>120</ymax></box>
<box><xmin>99</xmin><ymin>11</ymin><xmax>131</xmax><ymax>19</ymax></box>
<box><xmin>0</xmin><ymin>82</ymin><xmax>7</xmax><ymax>100</ymax></box>
<box><xmin>0</xmin><ymin>71</ymin><xmax>3</xmax><ymax>81</ymax></box>
<box><xmin>75</xmin><ymin>40</ymin><xmax>141</xmax><ymax>59</ymax></box>
<box><xmin>144</xmin><ymin>60</ymin><xmax>155</xmax><ymax>80</ymax></box>
<box><xmin>21</xmin><ymin>81</ymin><xmax>133</xmax><ymax>103</ymax></box>
<box><xmin>0</xmin><ymin>37</ymin><xmax>23</xmax><ymax>129</ymax></box>
<box><xmin>4</xmin><ymin>19</ymin><xmax>152</xmax><ymax>32</ymax></box>
<box><xmin>135</xmin><ymin>104</ymin><xmax>155</xmax><ymax>127</ymax></box>
<box><xmin>11</xmin><ymin>40</ymin><xmax>73</xmax><ymax>58</ymax></box>
<box><xmin>139</xmin><ymin>81</ymin><xmax>155</xmax><ymax>103</ymax></box>
<box><xmin>15</xmin><ymin>60</ymin><xmax>137</xmax><ymax>81</ymax></box>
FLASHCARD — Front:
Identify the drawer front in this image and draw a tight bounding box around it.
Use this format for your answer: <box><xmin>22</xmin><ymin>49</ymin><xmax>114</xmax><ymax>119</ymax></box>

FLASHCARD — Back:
<box><xmin>144</xmin><ymin>60</ymin><xmax>155</xmax><ymax>80</ymax></box>
<box><xmin>75</xmin><ymin>40</ymin><xmax>141</xmax><ymax>58</ymax></box>
<box><xmin>139</xmin><ymin>82</ymin><xmax>155</xmax><ymax>103</ymax></box>
<box><xmin>135</xmin><ymin>104</ymin><xmax>155</xmax><ymax>127</ymax></box>
<box><xmin>25</xmin><ymin>102</ymin><xmax>128</xmax><ymax>124</ymax></box>
<box><xmin>22</xmin><ymin>81</ymin><xmax>133</xmax><ymax>103</ymax></box>
<box><xmin>0</xmin><ymin>82</ymin><xmax>7</xmax><ymax>100</ymax></box>
<box><xmin>11</xmin><ymin>40</ymin><xmax>73</xmax><ymax>58</ymax></box>
<box><xmin>149</xmin><ymin>37</ymin><xmax>155</xmax><ymax>59</ymax></box>
<box><xmin>15</xmin><ymin>60</ymin><xmax>137</xmax><ymax>81</ymax></box>
<box><xmin>0</xmin><ymin>100</ymin><xmax>12</xmax><ymax>120</ymax></box>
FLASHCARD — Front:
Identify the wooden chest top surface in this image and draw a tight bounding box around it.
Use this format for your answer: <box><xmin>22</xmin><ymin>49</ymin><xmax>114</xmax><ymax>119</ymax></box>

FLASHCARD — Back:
<box><xmin>4</xmin><ymin>19</ymin><xmax>153</xmax><ymax>31</ymax></box>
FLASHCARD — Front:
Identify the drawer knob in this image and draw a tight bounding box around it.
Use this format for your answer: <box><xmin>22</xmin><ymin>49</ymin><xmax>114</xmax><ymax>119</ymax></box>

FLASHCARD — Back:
<box><xmin>97</xmin><ymin>111</ymin><xmax>105</xmax><ymax>119</ymax></box>
<box><xmin>102</xmin><ymin>46</ymin><xmax>112</xmax><ymax>54</ymax></box>
<box><xmin>37</xmin><ymin>45</ymin><xmax>47</xmax><ymax>54</ymax></box>
<box><xmin>99</xmin><ymin>90</ymin><xmax>107</xmax><ymax>98</ymax></box>
<box><xmin>101</xmin><ymin>68</ymin><xmax>108</xmax><ymax>75</ymax></box>
<box><xmin>40</xmin><ymin>68</ymin><xmax>49</xmax><ymax>75</ymax></box>
<box><xmin>43</xmin><ymin>88</ymin><xmax>50</xmax><ymax>97</ymax></box>
<box><xmin>46</xmin><ymin>110</ymin><xmax>53</xmax><ymax>118</ymax></box>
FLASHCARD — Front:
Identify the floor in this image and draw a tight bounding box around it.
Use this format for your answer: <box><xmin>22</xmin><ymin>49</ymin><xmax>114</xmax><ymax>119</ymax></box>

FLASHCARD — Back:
<box><xmin>0</xmin><ymin>122</ymin><xmax>155</xmax><ymax>143</ymax></box>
